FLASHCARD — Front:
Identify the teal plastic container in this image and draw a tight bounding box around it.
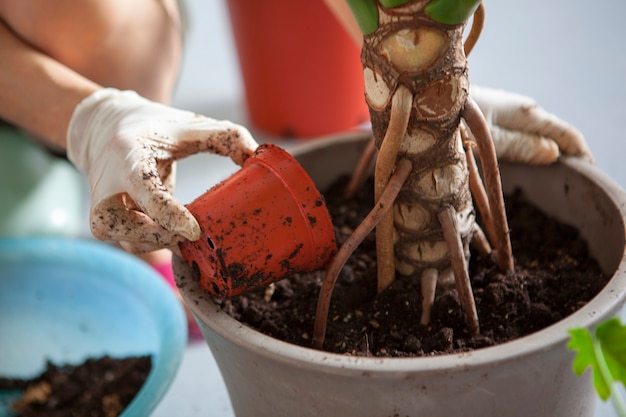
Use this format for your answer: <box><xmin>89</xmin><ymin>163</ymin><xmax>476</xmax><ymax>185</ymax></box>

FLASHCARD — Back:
<box><xmin>0</xmin><ymin>122</ymin><xmax>84</xmax><ymax>237</ymax></box>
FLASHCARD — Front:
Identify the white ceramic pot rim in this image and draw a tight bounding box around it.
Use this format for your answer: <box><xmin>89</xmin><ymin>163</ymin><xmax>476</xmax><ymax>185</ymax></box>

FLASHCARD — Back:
<box><xmin>179</xmin><ymin>132</ymin><xmax>626</xmax><ymax>378</ymax></box>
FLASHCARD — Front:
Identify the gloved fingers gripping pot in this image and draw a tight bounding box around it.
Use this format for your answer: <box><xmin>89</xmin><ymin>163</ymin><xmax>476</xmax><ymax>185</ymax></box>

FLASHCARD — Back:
<box><xmin>67</xmin><ymin>88</ymin><xmax>259</xmax><ymax>253</ymax></box>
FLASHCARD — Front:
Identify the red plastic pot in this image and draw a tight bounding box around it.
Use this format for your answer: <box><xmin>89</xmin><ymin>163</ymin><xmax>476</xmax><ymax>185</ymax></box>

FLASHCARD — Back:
<box><xmin>179</xmin><ymin>144</ymin><xmax>337</xmax><ymax>298</ymax></box>
<box><xmin>226</xmin><ymin>0</ymin><xmax>369</xmax><ymax>138</ymax></box>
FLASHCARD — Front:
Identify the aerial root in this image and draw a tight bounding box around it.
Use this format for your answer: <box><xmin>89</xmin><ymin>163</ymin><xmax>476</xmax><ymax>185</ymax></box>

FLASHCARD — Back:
<box><xmin>470</xmin><ymin>224</ymin><xmax>492</xmax><ymax>259</ymax></box>
<box><xmin>463</xmin><ymin>99</ymin><xmax>514</xmax><ymax>273</ymax></box>
<box><xmin>420</xmin><ymin>268</ymin><xmax>438</xmax><ymax>326</ymax></box>
<box><xmin>463</xmin><ymin>1</ymin><xmax>485</xmax><ymax>57</ymax></box>
<box><xmin>312</xmin><ymin>159</ymin><xmax>413</xmax><ymax>350</ymax></box>
<box><xmin>345</xmin><ymin>135</ymin><xmax>377</xmax><ymax>199</ymax></box>
<box><xmin>463</xmin><ymin>132</ymin><xmax>497</xmax><ymax>247</ymax></box>
<box><xmin>375</xmin><ymin>85</ymin><xmax>413</xmax><ymax>292</ymax></box>
<box><xmin>438</xmin><ymin>206</ymin><xmax>480</xmax><ymax>336</ymax></box>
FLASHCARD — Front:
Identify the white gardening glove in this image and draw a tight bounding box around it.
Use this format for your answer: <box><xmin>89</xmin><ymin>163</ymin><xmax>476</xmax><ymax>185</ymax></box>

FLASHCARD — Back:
<box><xmin>67</xmin><ymin>88</ymin><xmax>258</xmax><ymax>254</ymax></box>
<box><xmin>469</xmin><ymin>85</ymin><xmax>594</xmax><ymax>164</ymax></box>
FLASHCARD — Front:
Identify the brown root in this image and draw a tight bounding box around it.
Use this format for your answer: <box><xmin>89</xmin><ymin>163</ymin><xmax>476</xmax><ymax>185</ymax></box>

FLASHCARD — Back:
<box><xmin>463</xmin><ymin>134</ymin><xmax>497</xmax><ymax>248</ymax></box>
<box><xmin>464</xmin><ymin>1</ymin><xmax>485</xmax><ymax>57</ymax></box>
<box><xmin>463</xmin><ymin>99</ymin><xmax>514</xmax><ymax>273</ymax></box>
<box><xmin>438</xmin><ymin>206</ymin><xmax>480</xmax><ymax>336</ymax></box>
<box><xmin>345</xmin><ymin>135</ymin><xmax>377</xmax><ymax>199</ymax></box>
<box><xmin>419</xmin><ymin>268</ymin><xmax>438</xmax><ymax>326</ymax></box>
<box><xmin>375</xmin><ymin>85</ymin><xmax>413</xmax><ymax>292</ymax></box>
<box><xmin>312</xmin><ymin>159</ymin><xmax>413</xmax><ymax>350</ymax></box>
<box><xmin>470</xmin><ymin>224</ymin><xmax>492</xmax><ymax>259</ymax></box>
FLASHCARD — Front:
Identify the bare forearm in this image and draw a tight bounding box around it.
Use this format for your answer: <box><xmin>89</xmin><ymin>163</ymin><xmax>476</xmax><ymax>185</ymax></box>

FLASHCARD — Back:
<box><xmin>0</xmin><ymin>20</ymin><xmax>99</xmax><ymax>150</ymax></box>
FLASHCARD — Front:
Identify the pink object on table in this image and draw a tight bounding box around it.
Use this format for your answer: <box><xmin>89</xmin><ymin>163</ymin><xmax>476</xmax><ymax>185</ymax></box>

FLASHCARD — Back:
<box><xmin>153</xmin><ymin>262</ymin><xmax>177</xmax><ymax>289</ymax></box>
<box><xmin>153</xmin><ymin>261</ymin><xmax>202</xmax><ymax>338</ymax></box>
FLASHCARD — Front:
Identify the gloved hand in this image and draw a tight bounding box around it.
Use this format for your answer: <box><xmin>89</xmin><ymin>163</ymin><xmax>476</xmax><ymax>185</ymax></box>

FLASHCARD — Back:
<box><xmin>67</xmin><ymin>88</ymin><xmax>259</xmax><ymax>254</ymax></box>
<box><xmin>468</xmin><ymin>85</ymin><xmax>594</xmax><ymax>164</ymax></box>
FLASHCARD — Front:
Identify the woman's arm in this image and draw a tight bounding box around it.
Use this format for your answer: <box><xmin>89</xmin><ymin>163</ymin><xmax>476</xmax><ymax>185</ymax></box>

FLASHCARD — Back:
<box><xmin>0</xmin><ymin>20</ymin><xmax>98</xmax><ymax>151</ymax></box>
<box><xmin>0</xmin><ymin>0</ymin><xmax>182</xmax><ymax>151</ymax></box>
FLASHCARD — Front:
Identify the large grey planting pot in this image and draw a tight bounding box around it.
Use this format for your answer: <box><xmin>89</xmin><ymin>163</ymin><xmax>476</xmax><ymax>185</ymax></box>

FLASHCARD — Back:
<box><xmin>174</xmin><ymin>132</ymin><xmax>626</xmax><ymax>417</ymax></box>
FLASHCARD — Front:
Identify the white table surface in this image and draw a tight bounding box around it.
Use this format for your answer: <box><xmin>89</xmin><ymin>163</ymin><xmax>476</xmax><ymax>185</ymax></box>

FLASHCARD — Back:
<box><xmin>154</xmin><ymin>1</ymin><xmax>626</xmax><ymax>415</ymax></box>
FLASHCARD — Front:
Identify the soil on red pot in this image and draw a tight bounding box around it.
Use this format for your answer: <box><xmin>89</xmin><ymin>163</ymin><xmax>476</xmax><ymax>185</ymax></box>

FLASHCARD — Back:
<box><xmin>0</xmin><ymin>355</ymin><xmax>151</xmax><ymax>417</ymax></box>
<box><xmin>217</xmin><ymin>175</ymin><xmax>610</xmax><ymax>358</ymax></box>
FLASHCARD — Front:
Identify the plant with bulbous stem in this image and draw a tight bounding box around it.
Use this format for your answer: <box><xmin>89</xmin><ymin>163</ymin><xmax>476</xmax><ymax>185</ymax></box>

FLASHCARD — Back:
<box><xmin>313</xmin><ymin>0</ymin><xmax>514</xmax><ymax>349</ymax></box>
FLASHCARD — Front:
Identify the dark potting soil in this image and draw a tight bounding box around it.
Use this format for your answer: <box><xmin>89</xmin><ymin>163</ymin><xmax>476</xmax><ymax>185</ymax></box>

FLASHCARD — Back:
<box><xmin>217</xmin><ymin>175</ymin><xmax>610</xmax><ymax>357</ymax></box>
<box><xmin>0</xmin><ymin>355</ymin><xmax>151</xmax><ymax>417</ymax></box>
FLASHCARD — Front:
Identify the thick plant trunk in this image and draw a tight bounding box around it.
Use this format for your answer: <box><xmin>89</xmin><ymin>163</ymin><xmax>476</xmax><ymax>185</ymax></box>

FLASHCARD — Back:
<box><xmin>362</xmin><ymin>3</ymin><xmax>474</xmax><ymax>297</ymax></box>
<box><xmin>312</xmin><ymin>1</ymin><xmax>513</xmax><ymax>344</ymax></box>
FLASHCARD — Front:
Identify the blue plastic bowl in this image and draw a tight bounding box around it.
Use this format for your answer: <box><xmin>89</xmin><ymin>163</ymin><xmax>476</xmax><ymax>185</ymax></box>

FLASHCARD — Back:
<box><xmin>0</xmin><ymin>237</ymin><xmax>187</xmax><ymax>416</ymax></box>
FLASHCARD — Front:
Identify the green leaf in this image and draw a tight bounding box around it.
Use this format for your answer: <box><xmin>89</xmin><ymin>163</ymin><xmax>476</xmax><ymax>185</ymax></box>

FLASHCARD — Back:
<box><xmin>346</xmin><ymin>0</ymin><xmax>379</xmax><ymax>35</ymax></box>
<box><xmin>568</xmin><ymin>328</ymin><xmax>596</xmax><ymax>375</ymax></box>
<box><xmin>568</xmin><ymin>327</ymin><xmax>611</xmax><ymax>400</ymax></box>
<box><xmin>425</xmin><ymin>0</ymin><xmax>482</xmax><ymax>25</ymax></box>
<box><xmin>596</xmin><ymin>318</ymin><xmax>626</xmax><ymax>386</ymax></box>
<box><xmin>379</xmin><ymin>0</ymin><xmax>413</xmax><ymax>7</ymax></box>
<box><xmin>568</xmin><ymin>318</ymin><xmax>626</xmax><ymax>401</ymax></box>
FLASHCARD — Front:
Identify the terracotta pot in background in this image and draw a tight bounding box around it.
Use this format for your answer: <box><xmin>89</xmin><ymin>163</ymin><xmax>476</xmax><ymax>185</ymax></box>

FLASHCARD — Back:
<box><xmin>174</xmin><ymin>132</ymin><xmax>626</xmax><ymax>417</ymax></box>
<box><xmin>179</xmin><ymin>143</ymin><xmax>336</xmax><ymax>299</ymax></box>
<box><xmin>226</xmin><ymin>0</ymin><xmax>369</xmax><ymax>138</ymax></box>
